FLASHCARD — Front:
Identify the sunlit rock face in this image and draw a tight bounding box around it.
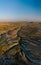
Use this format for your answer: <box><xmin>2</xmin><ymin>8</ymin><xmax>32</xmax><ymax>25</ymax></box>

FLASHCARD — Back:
<box><xmin>0</xmin><ymin>28</ymin><xmax>20</xmax><ymax>56</ymax></box>
<box><xmin>0</xmin><ymin>23</ymin><xmax>21</xmax><ymax>65</ymax></box>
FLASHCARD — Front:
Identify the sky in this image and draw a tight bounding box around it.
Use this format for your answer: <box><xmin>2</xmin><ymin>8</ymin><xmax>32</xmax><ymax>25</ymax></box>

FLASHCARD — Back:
<box><xmin>0</xmin><ymin>0</ymin><xmax>41</xmax><ymax>22</ymax></box>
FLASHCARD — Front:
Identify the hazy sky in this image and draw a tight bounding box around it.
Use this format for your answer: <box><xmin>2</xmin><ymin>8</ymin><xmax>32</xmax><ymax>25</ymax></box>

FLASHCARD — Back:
<box><xmin>0</xmin><ymin>0</ymin><xmax>41</xmax><ymax>21</ymax></box>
